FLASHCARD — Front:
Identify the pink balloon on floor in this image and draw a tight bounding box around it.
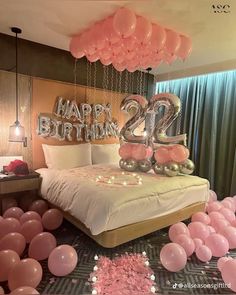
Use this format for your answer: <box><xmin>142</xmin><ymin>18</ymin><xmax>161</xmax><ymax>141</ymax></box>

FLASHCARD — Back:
<box><xmin>0</xmin><ymin>232</ymin><xmax>26</xmax><ymax>256</ymax></box>
<box><xmin>196</xmin><ymin>245</ymin><xmax>212</xmax><ymax>262</ymax></box>
<box><xmin>206</xmin><ymin>201</ymin><xmax>223</xmax><ymax>213</ymax></box>
<box><xmin>0</xmin><ymin>250</ymin><xmax>20</xmax><ymax>282</ymax></box>
<box><xmin>209</xmin><ymin>211</ymin><xmax>226</xmax><ymax>223</ymax></box>
<box><xmin>29</xmin><ymin>232</ymin><xmax>57</xmax><ymax>261</ymax></box>
<box><xmin>19</xmin><ymin>196</ymin><xmax>36</xmax><ymax>212</ymax></box>
<box><xmin>0</xmin><ymin>216</ymin><xmax>3</xmax><ymax>221</ymax></box>
<box><xmin>3</xmin><ymin>207</ymin><xmax>24</xmax><ymax>220</ymax></box>
<box><xmin>221</xmin><ymin>199</ymin><xmax>236</xmax><ymax>212</ymax></box>
<box><xmin>220</xmin><ymin>207</ymin><xmax>235</xmax><ymax>223</ymax></box>
<box><xmin>193</xmin><ymin>238</ymin><xmax>203</xmax><ymax>251</ymax></box>
<box><xmin>20</xmin><ymin>220</ymin><xmax>43</xmax><ymax>243</ymax></box>
<box><xmin>175</xmin><ymin>234</ymin><xmax>195</xmax><ymax>257</ymax></box>
<box><xmin>188</xmin><ymin>222</ymin><xmax>210</xmax><ymax>241</ymax></box>
<box><xmin>10</xmin><ymin>286</ymin><xmax>39</xmax><ymax>295</ymax></box>
<box><xmin>208</xmin><ymin>190</ymin><xmax>217</xmax><ymax>203</ymax></box>
<box><xmin>231</xmin><ymin>219</ymin><xmax>236</xmax><ymax>227</ymax></box>
<box><xmin>20</xmin><ymin>211</ymin><xmax>41</xmax><ymax>224</ymax></box>
<box><xmin>208</xmin><ymin>225</ymin><xmax>216</xmax><ymax>234</ymax></box>
<box><xmin>42</xmin><ymin>209</ymin><xmax>63</xmax><ymax>231</ymax></box>
<box><xmin>217</xmin><ymin>256</ymin><xmax>233</xmax><ymax>272</ymax></box>
<box><xmin>160</xmin><ymin>243</ymin><xmax>187</xmax><ymax>272</ymax></box>
<box><xmin>0</xmin><ymin>286</ymin><xmax>4</xmax><ymax>294</ymax></box>
<box><xmin>8</xmin><ymin>258</ymin><xmax>42</xmax><ymax>291</ymax></box>
<box><xmin>29</xmin><ymin>200</ymin><xmax>48</xmax><ymax>216</ymax></box>
<box><xmin>191</xmin><ymin>212</ymin><xmax>210</xmax><ymax>225</ymax></box>
<box><xmin>220</xmin><ymin>226</ymin><xmax>236</xmax><ymax>249</ymax></box>
<box><xmin>211</xmin><ymin>218</ymin><xmax>230</xmax><ymax>233</ymax></box>
<box><xmin>48</xmin><ymin>245</ymin><xmax>78</xmax><ymax>276</ymax></box>
<box><xmin>205</xmin><ymin>233</ymin><xmax>229</xmax><ymax>257</ymax></box>
<box><xmin>0</xmin><ymin>218</ymin><xmax>21</xmax><ymax>239</ymax></box>
<box><xmin>221</xmin><ymin>259</ymin><xmax>236</xmax><ymax>292</ymax></box>
<box><xmin>168</xmin><ymin>222</ymin><xmax>190</xmax><ymax>242</ymax></box>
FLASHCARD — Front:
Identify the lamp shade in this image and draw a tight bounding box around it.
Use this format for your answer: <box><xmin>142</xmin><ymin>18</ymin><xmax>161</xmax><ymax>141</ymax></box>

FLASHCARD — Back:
<box><xmin>9</xmin><ymin>121</ymin><xmax>25</xmax><ymax>142</ymax></box>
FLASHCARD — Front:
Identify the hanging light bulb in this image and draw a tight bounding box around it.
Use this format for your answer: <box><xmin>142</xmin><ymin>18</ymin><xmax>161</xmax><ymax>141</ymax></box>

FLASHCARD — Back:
<box><xmin>9</xmin><ymin>27</ymin><xmax>27</xmax><ymax>146</ymax></box>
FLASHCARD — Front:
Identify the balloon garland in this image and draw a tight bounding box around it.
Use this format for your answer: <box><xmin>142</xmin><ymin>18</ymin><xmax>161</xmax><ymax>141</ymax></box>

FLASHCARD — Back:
<box><xmin>118</xmin><ymin>93</ymin><xmax>195</xmax><ymax>176</ymax></box>
<box><xmin>69</xmin><ymin>7</ymin><xmax>192</xmax><ymax>72</ymax></box>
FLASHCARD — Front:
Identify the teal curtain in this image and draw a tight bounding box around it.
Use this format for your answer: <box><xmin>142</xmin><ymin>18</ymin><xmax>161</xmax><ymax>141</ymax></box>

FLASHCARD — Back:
<box><xmin>156</xmin><ymin>70</ymin><xmax>236</xmax><ymax>199</ymax></box>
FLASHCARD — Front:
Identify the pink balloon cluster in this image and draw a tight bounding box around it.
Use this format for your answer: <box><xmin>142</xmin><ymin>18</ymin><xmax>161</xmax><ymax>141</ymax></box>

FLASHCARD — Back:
<box><xmin>160</xmin><ymin>192</ymin><xmax>236</xmax><ymax>292</ymax></box>
<box><xmin>119</xmin><ymin>143</ymin><xmax>153</xmax><ymax>161</ymax></box>
<box><xmin>69</xmin><ymin>7</ymin><xmax>192</xmax><ymax>72</ymax></box>
<box><xmin>0</xmin><ymin>197</ymin><xmax>78</xmax><ymax>294</ymax></box>
<box><xmin>154</xmin><ymin>144</ymin><xmax>189</xmax><ymax>164</ymax></box>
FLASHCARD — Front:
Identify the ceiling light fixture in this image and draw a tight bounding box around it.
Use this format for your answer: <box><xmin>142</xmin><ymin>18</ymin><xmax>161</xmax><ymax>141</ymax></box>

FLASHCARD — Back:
<box><xmin>9</xmin><ymin>27</ymin><xmax>27</xmax><ymax>147</ymax></box>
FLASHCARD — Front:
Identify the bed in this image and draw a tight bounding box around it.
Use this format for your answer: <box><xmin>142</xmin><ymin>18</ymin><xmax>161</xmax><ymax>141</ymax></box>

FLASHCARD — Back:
<box><xmin>37</xmin><ymin>160</ymin><xmax>209</xmax><ymax>248</ymax></box>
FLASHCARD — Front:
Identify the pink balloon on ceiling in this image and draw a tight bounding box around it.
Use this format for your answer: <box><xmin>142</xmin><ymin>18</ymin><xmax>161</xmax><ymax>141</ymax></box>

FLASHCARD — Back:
<box><xmin>69</xmin><ymin>35</ymin><xmax>85</xmax><ymax>59</ymax></box>
<box><xmin>177</xmin><ymin>35</ymin><xmax>192</xmax><ymax>61</ymax></box>
<box><xmin>132</xmin><ymin>16</ymin><xmax>152</xmax><ymax>44</ymax></box>
<box><xmin>149</xmin><ymin>23</ymin><xmax>166</xmax><ymax>51</ymax></box>
<box><xmin>113</xmin><ymin>7</ymin><xmax>137</xmax><ymax>38</ymax></box>
<box><xmin>165</xmin><ymin>29</ymin><xmax>181</xmax><ymax>55</ymax></box>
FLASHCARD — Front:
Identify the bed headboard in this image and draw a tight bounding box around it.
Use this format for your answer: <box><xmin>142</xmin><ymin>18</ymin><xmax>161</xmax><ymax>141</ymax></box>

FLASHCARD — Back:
<box><xmin>31</xmin><ymin>78</ymin><xmax>127</xmax><ymax>169</ymax></box>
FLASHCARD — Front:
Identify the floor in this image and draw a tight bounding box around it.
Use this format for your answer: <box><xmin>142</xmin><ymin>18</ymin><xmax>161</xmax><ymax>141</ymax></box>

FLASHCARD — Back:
<box><xmin>1</xmin><ymin>220</ymin><xmax>235</xmax><ymax>294</ymax></box>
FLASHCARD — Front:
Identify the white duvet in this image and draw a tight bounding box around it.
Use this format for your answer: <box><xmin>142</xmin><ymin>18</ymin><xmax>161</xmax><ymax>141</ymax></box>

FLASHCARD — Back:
<box><xmin>37</xmin><ymin>164</ymin><xmax>209</xmax><ymax>235</ymax></box>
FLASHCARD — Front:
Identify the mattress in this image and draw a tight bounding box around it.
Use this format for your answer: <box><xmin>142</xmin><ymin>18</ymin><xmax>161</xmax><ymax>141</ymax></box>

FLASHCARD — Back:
<box><xmin>37</xmin><ymin>164</ymin><xmax>209</xmax><ymax>235</ymax></box>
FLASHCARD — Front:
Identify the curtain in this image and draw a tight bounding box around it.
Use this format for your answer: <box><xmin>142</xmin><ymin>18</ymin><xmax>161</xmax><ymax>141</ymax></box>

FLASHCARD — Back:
<box><xmin>156</xmin><ymin>70</ymin><xmax>236</xmax><ymax>199</ymax></box>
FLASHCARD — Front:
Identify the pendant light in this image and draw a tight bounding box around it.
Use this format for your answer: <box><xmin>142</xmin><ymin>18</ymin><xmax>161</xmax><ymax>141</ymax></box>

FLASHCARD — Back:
<box><xmin>9</xmin><ymin>27</ymin><xmax>26</xmax><ymax>146</ymax></box>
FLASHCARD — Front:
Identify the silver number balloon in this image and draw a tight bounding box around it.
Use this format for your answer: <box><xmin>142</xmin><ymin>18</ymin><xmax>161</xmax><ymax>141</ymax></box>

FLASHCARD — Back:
<box><xmin>153</xmin><ymin>163</ymin><xmax>164</xmax><ymax>175</ymax></box>
<box><xmin>163</xmin><ymin>162</ymin><xmax>180</xmax><ymax>177</ymax></box>
<box><xmin>179</xmin><ymin>159</ymin><xmax>195</xmax><ymax>175</ymax></box>
<box><xmin>124</xmin><ymin>159</ymin><xmax>138</xmax><ymax>172</ymax></box>
<box><xmin>120</xmin><ymin>95</ymin><xmax>148</xmax><ymax>144</ymax></box>
<box><xmin>138</xmin><ymin>159</ymin><xmax>152</xmax><ymax>172</ymax></box>
<box><xmin>149</xmin><ymin>93</ymin><xmax>187</xmax><ymax>145</ymax></box>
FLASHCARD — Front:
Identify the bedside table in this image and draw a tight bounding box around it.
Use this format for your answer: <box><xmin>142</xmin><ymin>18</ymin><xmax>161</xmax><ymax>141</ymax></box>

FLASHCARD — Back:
<box><xmin>0</xmin><ymin>171</ymin><xmax>41</xmax><ymax>214</ymax></box>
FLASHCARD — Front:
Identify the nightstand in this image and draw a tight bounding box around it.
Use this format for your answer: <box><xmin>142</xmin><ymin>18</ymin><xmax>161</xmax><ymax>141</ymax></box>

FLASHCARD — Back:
<box><xmin>0</xmin><ymin>171</ymin><xmax>41</xmax><ymax>214</ymax></box>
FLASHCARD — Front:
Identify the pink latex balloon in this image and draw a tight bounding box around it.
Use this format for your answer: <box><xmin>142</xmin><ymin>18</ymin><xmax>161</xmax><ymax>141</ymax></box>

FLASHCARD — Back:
<box><xmin>86</xmin><ymin>52</ymin><xmax>99</xmax><ymax>63</ymax></box>
<box><xmin>206</xmin><ymin>201</ymin><xmax>223</xmax><ymax>213</ymax></box>
<box><xmin>221</xmin><ymin>259</ymin><xmax>236</xmax><ymax>292</ymax></box>
<box><xmin>208</xmin><ymin>190</ymin><xmax>217</xmax><ymax>203</ymax></box>
<box><xmin>211</xmin><ymin>218</ymin><xmax>229</xmax><ymax>233</ymax></box>
<box><xmin>69</xmin><ymin>35</ymin><xmax>85</xmax><ymax>59</ymax></box>
<box><xmin>221</xmin><ymin>199</ymin><xmax>236</xmax><ymax>212</ymax></box>
<box><xmin>29</xmin><ymin>232</ymin><xmax>57</xmax><ymax>261</ymax></box>
<box><xmin>149</xmin><ymin>23</ymin><xmax>166</xmax><ymax>51</ymax></box>
<box><xmin>163</xmin><ymin>53</ymin><xmax>177</xmax><ymax>65</ymax></box>
<box><xmin>188</xmin><ymin>222</ymin><xmax>210</xmax><ymax>241</ymax></box>
<box><xmin>205</xmin><ymin>233</ymin><xmax>229</xmax><ymax>257</ymax></box>
<box><xmin>3</xmin><ymin>207</ymin><xmax>24</xmax><ymax>220</ymax></box>
<box><xmin>103</xmin><ymin>17</ymin><xmax>120</xmax><ymax>44</ymax></box>
<box><xmin>2</xmin><ymin>198</ymin><xmax>17</xmax><ymax>213</ymax></box>
<box><xmin>10</xmin><ymin>286</ymin><xmax>39</xmax><ymax>295</ymax></box>
<box><xmin>154</xmin><ymin>147</ymin><xmax>172</xmax><ymax>164</ymax></box>
<box><xmin>208</xmin><ymin>225</ymin><xmax>216</xmax><ymax>234</ymax></box>
<box><xmin>193</xmin><ymin>238</ymin><xmax>203</xmax><ymax>251</ymax></box>
<box><xmin>176</xmin><ymin>35</ymin><xmax>192</xmax><ymax>61</ymax></box>
<box><xmin>196</xmin><ymin>245</ymin><xmax>212</xmax><ymax>262</ymax></box>
<box><xmin>20</xmin><ymin>211</ymin><xmax>41</xmax><ymax>224</ymax></box>
<box><xmin>126</xmin><ymin>65</ymin><xmax>137</xmax><ymax>73</ymax></box>
<box><xmin>146</xmin><ymin>146</ymin><xmax>153</xmax><ymax>158</ymax></box>
<box><xmin>209</xmin><ymin>211</ymin><xmax>226</xmax><ymax>223</ymax></box>
<box><xmin>48</xmin><ymin>245</ymin><xmax>78</xmax><ymax>276</ymax></box>
<box><xmin>0</xmin><ymin>286</ymin><xmax>4</xmax><ymax>294</ymax></box>
<box><xmin>169</xmin><ymin>145</ymin><xmax>189</xmax><ymax>163</ymax></box>
<box><xmin>0</xmin><ymin>218</ymin><xmax>21</xmax><ymax>239</ymax></box>
<box><xmin>133</xmin><ymin>16</ymin><xmax>152</xmax><ymax>44</ymax></box>
<box><xmin>233</xmin><ymin>195</ymin><xmax>236</xmax><ymax>206</ymax></box>
<box><xmin>19</xmin><ymin>196</ymin><xmax>36</xmax><ymax>212</ymax></box>
<box><xmin>220</xmin><ymin>226</ymin><xmax>236</xmax><ymax>249</ymax></box>
<box><xmin>90</xmin><ymin>23</ymin><xmax>107</xmax><ymax>50</ymax></box>
<box><xmin>231</xmin><ymin>219</ymin><xmax>236</xmax><ymax>227</ymax></box>
<box><xmin>20</xmin><ymin>220</ymin><xmax>43</xmax><ymax>243</ymax></box>
<box><xmin>217</xmin><ymin>256</ymin><xmax>233</xmax><ymax>272</ymax></box>
<box><xmin>191</xmin><ymin>212</ymin><xmax>210</xmax><ymax>225</ymax></box>
<box><xmin>220</xmin><ymin>207</ymin><xmax>235</xmax><ymax>223</ymax></box>
<box><xmin>0</xmin><ymin>232</ymin><xmax>26</xmax><ymax>256</ymax></box>
<box><xmin>0</xmin><ymin>250</ymin><xmax>20</xmax><ymax>282</ymax></box>
<box><xmin>113</xmin><ymin>8</ymin><xmax>136</xmax><ymax>38</ymax></box>
<box><xmin>160</xmin><ymin>243</ymin><xmax>187</xmax><ymax>272</ymax></box>
<box><xmin>99</xmin><ymin>46</ymin><xmax>112</xmax><ymax>60</ymax></box>
<box><xmin>0</xmin><ymin>216</ymin><xmax>2</xmax><ymax>221</ymax></box>
<box><xmin>42</xmin><ymin>209</ymin><xmax>63</xmax><ymax>231</ymax></box>
<box><xmin>119</xmin><ymin>143</ymin><xmax>133</xmax><ymax>160</ymax></box>
<box><xmin>100</xmin><ymin>57</ymin><xmax>112</xmax><ymax>66</ymax></box>
<box><xmin>132</xmin><ymin>144</ymin><xmax>147</xmax><ymax>161</ymax></box>
<box><xmin>175</xmin><ymin>234</ymin><xmax>195</xmax><ymax>257</ymax></box>
<box><xmin>29</xmin><ymin>200</ymin><xmax>48</xmax><ymax>216</ymax></box>
<box><xmin>8</xmin><ymin>258</ymin><xmax>42</xmax><ymax>291</ymax></box>
<box><xmin>122</xmin><ymin>36</ymin><xmax>137</xmax><ymax>51</ymax></box>
<box><xmin>164</xmin><ymin>29</ymin><xmax>181</xmax><ymax>55</ymax></box>
<box><xmin>113</xmin><ymin>63</ymin><xmax>126</xmax><ymax>72</ymax></box>
<box><xmin>168</xmin><ymin>222</ymin><xmax>190</xmax><ymax>242</ymax></box>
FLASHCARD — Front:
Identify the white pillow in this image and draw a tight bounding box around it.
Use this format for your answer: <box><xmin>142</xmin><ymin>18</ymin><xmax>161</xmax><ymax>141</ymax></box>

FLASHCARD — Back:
<box><xmin>42</xmin><ymin>143</ymin><xmax>92</xmax><ymax>169</ymax></box>
<box><xmin>91</xmin><ymin>144</ymin><xmax>120</xmax><ymax>165</ymax></box>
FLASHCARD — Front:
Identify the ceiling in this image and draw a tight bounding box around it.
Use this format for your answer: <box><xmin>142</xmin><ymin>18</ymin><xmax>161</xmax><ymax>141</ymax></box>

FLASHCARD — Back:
<box><xmin>0</xmin><ymin>0</ymin><xmax>236</xmax><ymax>75</ymax></box>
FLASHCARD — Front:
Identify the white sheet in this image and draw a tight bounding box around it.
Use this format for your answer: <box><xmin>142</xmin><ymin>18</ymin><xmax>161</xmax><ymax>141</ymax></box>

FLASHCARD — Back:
<box><xmin>37</xmin><ymin>164</ymin><xmax>209</xmax><ymax>235</ymax></box>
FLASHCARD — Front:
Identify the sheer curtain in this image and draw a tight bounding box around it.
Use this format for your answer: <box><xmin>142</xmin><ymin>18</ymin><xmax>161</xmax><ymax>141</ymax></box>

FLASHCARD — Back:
<box><xmin>156</xmin><ymin>70</ymin><xmax>236</xmax><ymax>199</ymax></box>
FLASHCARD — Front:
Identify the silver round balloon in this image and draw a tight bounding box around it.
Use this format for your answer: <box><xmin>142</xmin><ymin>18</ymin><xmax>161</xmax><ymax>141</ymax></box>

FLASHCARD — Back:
<box><xmin>163</xmin><ymin>162</ymin><xmax>180</xmax><ymax>177</ymax></box>
<box><xmin>153</xmin><ymin>163</ymin><xmax>164</xmax><ymax>175</ymax></box>
<box><xmin>119</xmin><ymin>158</ymin><xmax>126</xmax><ymax>170</ymax></box>
<box><xmin>138</xmin><ymin>159</ymin><xmax>152</xmax><ymax>172</ymax></box>
<box><xmin>179</xmin><ymin>159</ymin><xmax>195</xmax><ymax>175</ymax></box>
<box><xmin>124</xmin><ymin>159</ymin><xmax>138</xmax><ymax>172</ymax></box>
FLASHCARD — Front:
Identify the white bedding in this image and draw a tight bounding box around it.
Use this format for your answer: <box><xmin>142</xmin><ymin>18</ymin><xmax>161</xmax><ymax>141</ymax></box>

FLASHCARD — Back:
<box><xmin>37</xmin><ymin>164</ymin><xmax>209</xmax><ymax>235</ymax></box>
